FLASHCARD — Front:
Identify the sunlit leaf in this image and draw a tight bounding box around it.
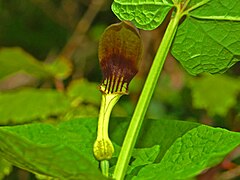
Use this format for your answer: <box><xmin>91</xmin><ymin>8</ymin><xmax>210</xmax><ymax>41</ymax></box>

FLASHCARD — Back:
<box><xmin>1</xmin><ymin>118</ymin><xmax>239</xmax><ymax>179</ymax></box>
<box><xmin>110</xmin><ymin>118</ymin><xmax>240</xmax><ymax>178</ymax></box>
<box><xmin>127</xmin><ymin>145</ymin><xmax>160</xmax><ymax>176</ymax></box>
<box><xmin>0</xmin><ymin>48</ymin><xmax>50</xmax><ymax>80</ymax></box>
<box><xmin>111</xmin><ymin>0</ymin><xmax>173</xmax><ymax>30</ymax></box>
<box><xmin>67</xmin><ymin>79</ymin><xmax>101</xmax><ymax>105</ymax></box>
<box><xmin>110</xmin><ymin>143</ymin><xmax>160</xmax><ymax>178</ymax></box>
<box><xmin>45</xmin><ymin>56</ymin><xmax>72</xmax><ymax>80</ymax></box>
<box><xmin>0</xmin><ymin>158</ymin><xmax>12</xmax><ymax>179</ymax></box>
<box><xmin>171</xmin><ymin>0</ymin><xmax>240</xmax><ymax>75</ymax></box>
<box><xmin>110</xmin><ymin>118</ymin><xmax>200</xmax><ymax>161</ymax></box>
<box><xmin>0</xmin><ymin>118</ymin><xmax>105</xmax><ymax>179</ymax></box>
<box><xmin>0</xmin><ymin>88</ymin><xmax>71</xmax><ymax>124</ymax></box>
<box><xmin>135</xmin><ymin>125</ymin><xmax>240</xmax><ymax>179</ymax></box>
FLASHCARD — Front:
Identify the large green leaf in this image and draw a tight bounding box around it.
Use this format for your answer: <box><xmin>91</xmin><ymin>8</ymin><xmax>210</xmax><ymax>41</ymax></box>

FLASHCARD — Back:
<box><xmin>188</xmin><ymin>74</ymin><xmax>240</xmax><ymax>116</ymax></box>
<box><xmin>111</xmin><ymin>0</ymin><xmax>174</xmax><ymax>30</ymax></box>
<box><xmin>110</xmin><ymin>118</ymin><xmax>240</xmax><ymax>178</ymax></box>
<box><xmin>1</xmin><ymin>118</ymin><xmax>239</xmax><ymax>179</ymax></box>
<box><xmin>110</xmin><ymin>118</ymin><xmax>200</xmax><ymax>161</ymax></box>
<box><xmin>171</xmin><ymin>0</ymin><xmax>240</xmax><ymax>75</ymax></box>
<box><xmin>0</xmin><ymin>48</ymin><xmax>50</xmax><ymax>80</ymax></box>
<box><xmin>134</xmin><ymin>125</ymin><xmax>240</xmax><ymax>179</ymax></box>
<box><xmin>0</xmin><ymin>118</ymin><xmax>104</xmax><ymax>180</ymax></box>
<box><xmin>0</xmin><ymin>88</ymin><xmax>71</xmax><ymax>124</ymax></box>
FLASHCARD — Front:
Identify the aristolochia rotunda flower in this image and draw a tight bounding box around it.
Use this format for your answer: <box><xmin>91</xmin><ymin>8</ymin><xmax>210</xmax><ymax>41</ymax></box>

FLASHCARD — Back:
<box><xmin>98</xmin><ymin>21</ymin><xmax>143</xmax><ymax>94</ymax></box>
<box><xmin>93</xmin><ymin>22</ymin><xmax>142</xmax><ymax>171</ymax></box>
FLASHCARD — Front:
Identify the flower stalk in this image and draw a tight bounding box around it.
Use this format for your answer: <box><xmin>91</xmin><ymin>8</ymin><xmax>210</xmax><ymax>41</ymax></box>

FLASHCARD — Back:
<box><xmin>93</xmin><ymin>93</ymin><xmax>121</xmax><ymax>161</ymax></box>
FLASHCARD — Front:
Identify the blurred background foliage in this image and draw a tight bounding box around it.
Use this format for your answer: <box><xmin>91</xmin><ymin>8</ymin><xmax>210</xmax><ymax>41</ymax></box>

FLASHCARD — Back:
<box><xmin>0</xmin><ymin>0</ymin><xmax>239</xmax><ymax>179</ymax></box>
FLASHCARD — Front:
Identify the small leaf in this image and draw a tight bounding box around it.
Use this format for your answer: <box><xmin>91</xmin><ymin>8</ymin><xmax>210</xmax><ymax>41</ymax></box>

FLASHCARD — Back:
<box><xmin>0</xmin><ymin>88</ymin><xmax>71</xmax><ymax>124</ymax></box>
<box><xmin>111</xmin><ymin>0</ymin><xmax>174</xmax><ymax>30</ymax></box>
<box><xmin>135</xmin><ymin>125</ymin><xmax>240</xmax><ymax>179</ymax></box>
<box><xmin>67</xmin><ymin>79</ymin><xmax>101</xmax><ymax>105</ymax></box>
<box><xmin>0</xmin><ymin>158</ymin><xmax>12</xmax><ymax>179</ymax></box>
<box><xmin>0</xmin><ymin>48</ymin><xmax>50</xmax><ymax>80</ymax></box>
<box><xmin>171</xmin><ymin>0</ymin><xmax>240</xmax><ymax>75</ymax></box>
<box><xmin>127</xmin><ymin>145</ymin><xmax>160</xmax><ymax>175</ymax></box>
<box><xmin>110</xmin><ymin>143</ymin><xmax>160</xmax><ymax>177</ymax></box>
<box><xmin>0</xmin><ymin>118</ymin><xmax>105</xmax><ymax>179</ymax></box>
<box><xmin>45</xmin><ymin>56</ymin><xmax>72</xmax><ymax>80</ymax></box>
<box><xmin>189</xmin><ymin>74</ymin><xmax>240</xmax><ymax>116</ymax></box>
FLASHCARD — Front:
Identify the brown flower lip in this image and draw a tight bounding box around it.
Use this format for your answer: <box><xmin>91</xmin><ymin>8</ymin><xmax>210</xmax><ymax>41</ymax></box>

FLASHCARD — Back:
<box><xmin>98</xmin><ymin>21</ymin><xmax>143</xmax><ymax>95</ymax></box>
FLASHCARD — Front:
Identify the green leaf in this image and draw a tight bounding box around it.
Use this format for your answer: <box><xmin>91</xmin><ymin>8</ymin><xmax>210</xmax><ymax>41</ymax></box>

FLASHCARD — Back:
<box><xmin>0</xmin><ymin>88</ymin><xmax>71</xmax><ymax>124</ymax></box>
<box><xmin>65</xmin><ymin>104</ymin><xmax>99</xmax><ymax>119</ymax></box>
<box><xmin>189</xmin><ymin>74</ymin><xmax>240</xmax><ymax>116</ymax></box>
<box><xmin>110</xmin><ymin>118</ymin><xmax>200</xmax><ymax>161</ymax></box>
<box><xmin>110</xmin><ymin>118</ymin><xmax>240</xmax><ymax>178</ymax></box>
<box><xmin>0</xmin><ymin>158</ymin><xmax>12</xmax><ymax>179</ymax></box>
<box><xmin>134</xmin><ymin>125</ymin><xmax>240</xmax><ymax>179</ymax></box>
<box><xmin>65</xmin><ymin>79</ymin><xmax>101</xmax><ymax>119</ymax></box>
<box><xmin>1</xmin><ymin>118</ymin><xmax>239</xmax><ymax>179</ymax></box>
<box><xmin>127</xmin><ymin>145</ymin><xmax>160</xmax><ymax>175</ymax></box>
<box><xmin>67</xmin><ymin>79</ymin><xmax>101</xmax><ymax>105</ymax></box>
<box><xmin>111</xmin><ymin>0</ymin><xmax>174</xmax><ymax>30</ymax></box>
<box><xmin>110</xmin><ymin>144</ymin><xmax>160</xmax><ymax>177</ymax></box>
<box><xmin>188</xmin><ymin>0</ymin><xmax>240</xmax><ymax>20</ymax></box>
<box><xmin>0</xmin><ymin>118</ymin><xmax>105</xmax><ymax>179</ymax></box>
<box><xmin>171</xmin><ymin>0</ymin><xmax>240</xmax><ymax>75</ymax></box>
<box><xmin>0</xmin><ymin>48</ymin><xmax>50</xmax><ymax>80</ymax></box>
<box><xmin>45</xmin><ymin>56</ymin><xmax>72</xmax><ymax>80</ymax></box>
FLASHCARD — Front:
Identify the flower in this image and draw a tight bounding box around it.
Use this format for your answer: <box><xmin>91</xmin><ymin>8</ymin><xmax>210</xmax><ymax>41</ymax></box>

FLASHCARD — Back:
<box><xmin>98</xmin><ymin>21</ymin><xmax>143</xmax><ymax>94</ymax></box>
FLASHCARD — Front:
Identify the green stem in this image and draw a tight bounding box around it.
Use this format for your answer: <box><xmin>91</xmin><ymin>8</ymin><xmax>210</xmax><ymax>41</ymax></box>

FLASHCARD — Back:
<box><xmin>100</xmin><ymin>160</ymin><xmax>110</xmax><ymax>177</ymax></box>
<box><xmin>113</xmin><ymin>8</ymin><xmax>182</xmax><ymax>180</ymax></box>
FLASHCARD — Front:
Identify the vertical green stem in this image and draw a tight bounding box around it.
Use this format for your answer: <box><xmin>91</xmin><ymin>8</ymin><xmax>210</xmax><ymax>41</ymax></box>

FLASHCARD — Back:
<box><xmin>100</xmin><ymin>160</ymin><xmax>110</xmax><ymax>177</ymax></box>
<box><xmin>113</xmin><ymin>9</ymin><xmax>182</xmax><ymax>180</ymax></box>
